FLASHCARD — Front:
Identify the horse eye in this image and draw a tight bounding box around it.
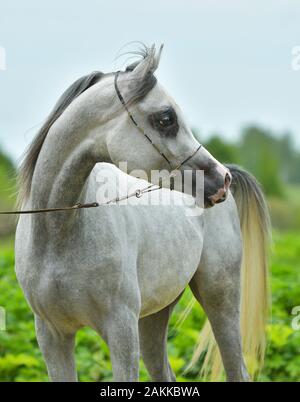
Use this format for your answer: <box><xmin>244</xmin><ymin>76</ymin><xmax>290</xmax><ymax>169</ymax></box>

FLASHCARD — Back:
<box><xmin>148</xmin><ymin>107</ymin><xmax>178</xmax><ymax>136</ymax></box>
<box><xmin>159</xmin><ymin>117</ymin><xmax>169</xmax><ymax>126</ymax></box>
<box><xmin>159</xmin><ymin>113</ymin><xmax>174</xmax><ymax>127</ymax></box>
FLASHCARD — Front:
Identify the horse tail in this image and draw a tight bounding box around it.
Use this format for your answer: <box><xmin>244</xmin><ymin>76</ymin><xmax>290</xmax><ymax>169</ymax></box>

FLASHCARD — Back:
<box><xmin>188</xmin><ymin>164</ymin><xmax>271</xmax><ymax>381</ymax></box>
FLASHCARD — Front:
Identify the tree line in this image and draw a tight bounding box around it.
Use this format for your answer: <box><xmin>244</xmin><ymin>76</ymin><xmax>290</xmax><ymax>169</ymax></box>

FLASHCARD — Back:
<box><xmin>1</xmin><ymin>125</ymin><xmax>300</xmax><ymax>200</ymax></box>
<box><xmin>194</xmin><ymin>125</ymin><xmax>300</xmax><ymax>196</ymax></box>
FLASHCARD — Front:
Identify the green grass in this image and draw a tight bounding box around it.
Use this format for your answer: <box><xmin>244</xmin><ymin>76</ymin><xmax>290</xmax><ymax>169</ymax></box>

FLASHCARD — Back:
<box><xmin>1</xmin><ymin>231</ymin><xmax>300</xmax><ymax>382</ymax></box>
<box><xmin>0</xmin><ymin>156</ymin><xmax>16</xmax><ymax>237</ymax></box>
<box><xmin>268</xmin><ymin>185</ymin><xmax>300</xmax><ymax>231</ymax></box>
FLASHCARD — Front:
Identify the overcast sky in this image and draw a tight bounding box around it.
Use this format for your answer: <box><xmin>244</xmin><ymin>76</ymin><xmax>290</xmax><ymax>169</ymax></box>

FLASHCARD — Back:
<box><xmin>0</xmin><ymin>0</ymin><xmax>300</xmax><ymax>162</ymax></box>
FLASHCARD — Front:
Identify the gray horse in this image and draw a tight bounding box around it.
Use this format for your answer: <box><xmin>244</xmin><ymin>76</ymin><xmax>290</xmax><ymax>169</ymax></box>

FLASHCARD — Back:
<box><xmin>15</xmin><ymin>45</ymin><xmax>270</xmax><ymax>382</ymax></box>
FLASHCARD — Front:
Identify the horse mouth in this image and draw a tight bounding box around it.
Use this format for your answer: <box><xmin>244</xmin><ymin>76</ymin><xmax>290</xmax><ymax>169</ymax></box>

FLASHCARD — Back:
<box><xmin>205</xmin><ymin>198</ymin><xmax>225</xmax><ymax>208</ymax></box>
<box><xmin>204</xmin><ymin>199</ymin><xmax>216</xmax><ymax>208</ymax></box>
<box><xmin>204</xmin><ymin>189</ymin><xmax>228</xmax><ymax>208</ymax></box>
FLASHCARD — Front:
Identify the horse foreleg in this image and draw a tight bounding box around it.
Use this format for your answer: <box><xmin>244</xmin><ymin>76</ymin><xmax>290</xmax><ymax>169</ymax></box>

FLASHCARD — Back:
<box><xmin>139</xmin><ymin>297</ymin><xmax>181</xmax><ymax>382</ymax></box>
<box><xmin>98</xmin><ymin>306</ymin><xmax>140</xmax><ymax>382</ymax></box>
<box><xmin>35</xmin><ymin>315</ymin><xmax>77</xmax><ymax>382</ymax></box>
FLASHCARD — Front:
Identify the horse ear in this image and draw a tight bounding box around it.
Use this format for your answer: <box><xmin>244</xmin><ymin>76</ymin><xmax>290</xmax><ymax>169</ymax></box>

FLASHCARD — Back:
<box><xmin>130</xmin><ymin>44</ymin><xmax>163</xmax><ymax>80</ymax></box>
<box><xmin>153</xmin><ymin>43</ymin><xmax>164</xmax><ymax>71</ymax></box>
<box><xmin>118</xmin><ymin>44</ymin><xmax>163</xmax><ymax>105</ymax></box>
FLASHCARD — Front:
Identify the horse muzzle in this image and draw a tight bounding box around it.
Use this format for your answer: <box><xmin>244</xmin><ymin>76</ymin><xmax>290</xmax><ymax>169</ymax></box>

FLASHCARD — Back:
<box><xmin>205</xmin><ymin>171</ymin><xmax>232</xmax><ymax>208</ymax></box>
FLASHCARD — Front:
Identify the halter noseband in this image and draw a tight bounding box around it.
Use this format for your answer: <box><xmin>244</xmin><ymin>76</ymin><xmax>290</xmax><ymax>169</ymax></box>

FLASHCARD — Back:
<box><xmin>114</xmin><ymin>71</ymin><xmax>202</xmax><ymax>171</ymax></box>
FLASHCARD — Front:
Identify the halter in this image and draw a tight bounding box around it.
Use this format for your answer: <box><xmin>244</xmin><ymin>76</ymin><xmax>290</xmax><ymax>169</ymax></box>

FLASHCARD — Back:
<box><xmin>0</xmin><ymin>72</ymin><xmax>202</xmax><ymax>215</ymax></box>
<box><xmin>114</xmin><ymin>71</ymin><xmax>202</xmax><ymax>172</ymax></box>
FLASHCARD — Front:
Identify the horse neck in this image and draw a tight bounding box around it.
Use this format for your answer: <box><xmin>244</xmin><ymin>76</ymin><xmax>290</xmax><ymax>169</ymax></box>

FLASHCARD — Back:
<box><xmin>29</xmin><ymin>103</ymin><xmax>112</xmax><ymax>233</ymax></box>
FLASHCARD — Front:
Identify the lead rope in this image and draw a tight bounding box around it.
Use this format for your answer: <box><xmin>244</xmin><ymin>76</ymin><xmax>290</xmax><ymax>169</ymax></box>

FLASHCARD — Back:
<box><xmin>0</xmin><ymin>183</ymin><xmax>161</xmax><ymax>215</ymax></box>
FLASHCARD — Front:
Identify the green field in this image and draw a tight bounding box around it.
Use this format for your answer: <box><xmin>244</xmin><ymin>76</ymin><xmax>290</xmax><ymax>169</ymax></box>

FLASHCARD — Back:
<box><xmin>1</xmin><ymin>133</ymin><xmax>300</xmax><ymax>381</ymax></box>
<box><xmin>0</xmin><ymin>230</ymin><xmax>300</xmax><ymax>382</ymax></box>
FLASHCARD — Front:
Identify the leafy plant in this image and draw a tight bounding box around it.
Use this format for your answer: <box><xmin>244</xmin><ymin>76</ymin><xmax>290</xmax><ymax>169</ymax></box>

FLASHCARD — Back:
<box><xmin>1</xmin><ymin>230</ymin><xmax>300</xmax><ymax>381</ymax></box>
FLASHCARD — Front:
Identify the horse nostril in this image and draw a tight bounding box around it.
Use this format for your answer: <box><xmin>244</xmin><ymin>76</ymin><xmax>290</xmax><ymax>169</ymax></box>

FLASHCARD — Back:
<box><xmin>225</xmin><ymin>173</ymin><xmax>231</xmax><ymax>188</ymax></box>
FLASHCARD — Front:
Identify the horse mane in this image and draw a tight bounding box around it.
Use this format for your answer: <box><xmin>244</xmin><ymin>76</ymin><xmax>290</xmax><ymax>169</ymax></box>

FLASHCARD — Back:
<box><xmin>17</xmin><ymin>71</ymin><xmax>104</xmax><ymax>206</ymax></box>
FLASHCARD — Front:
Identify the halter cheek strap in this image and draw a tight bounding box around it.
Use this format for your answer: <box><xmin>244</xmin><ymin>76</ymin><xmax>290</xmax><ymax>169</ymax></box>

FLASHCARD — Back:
<box><xmin>114</xmin><ymin>71</ymin><xmax>173</xmax><ymax>166</ymax></box>
<box><xmin>114</xmin><ymin>71</ymin><xmax>202</xmax><ymax>171</ymax></box>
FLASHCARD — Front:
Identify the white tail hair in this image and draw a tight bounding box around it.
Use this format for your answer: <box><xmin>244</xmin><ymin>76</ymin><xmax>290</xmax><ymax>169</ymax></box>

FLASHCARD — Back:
<box><xmin>187</xmin><ymin>164</ymin><xmax>271</xmax><ymax>381</ymax></box>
